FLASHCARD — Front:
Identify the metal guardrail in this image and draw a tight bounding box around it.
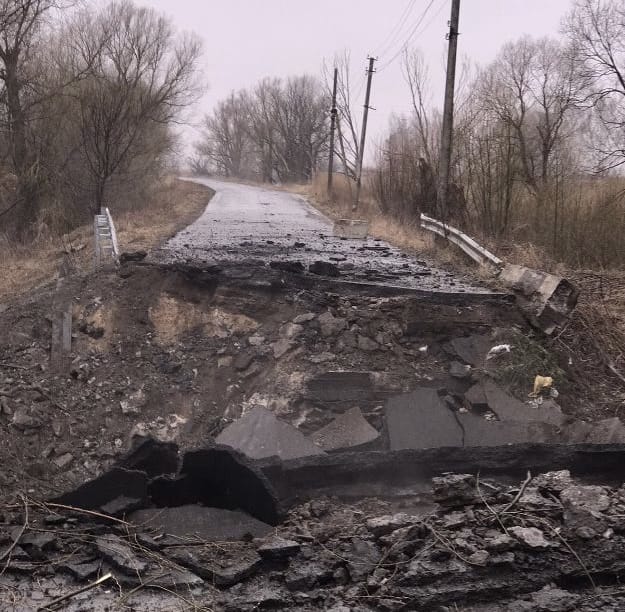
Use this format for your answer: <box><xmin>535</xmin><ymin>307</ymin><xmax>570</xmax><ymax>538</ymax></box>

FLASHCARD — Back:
<box><xmin>94</xmin><ymin>207</ymin><xmax>119</xmax><ymax>269</ymax></box>
<box><xmin>419</xmin><ymin>213</ymin><xmax>502</xmax><ymax>268</ymax></box>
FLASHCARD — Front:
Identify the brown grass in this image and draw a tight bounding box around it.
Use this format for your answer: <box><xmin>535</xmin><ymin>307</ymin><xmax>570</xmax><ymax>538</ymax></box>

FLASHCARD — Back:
<box><xmin>0</xmin><ymin>178</ymin><xmax>212</xmax><ymax>301</ymax></box>
<box><xmin>302</xmin><ymin>173</ymin><xmax>434</xmax><ymax>255</ymax></box>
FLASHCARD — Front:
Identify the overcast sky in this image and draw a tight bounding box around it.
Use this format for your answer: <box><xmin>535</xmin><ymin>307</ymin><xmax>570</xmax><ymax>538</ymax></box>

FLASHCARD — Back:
<box><xmin>141</xmin><ymin>0</ymin><xmax>573</xmax><ymax>159</ymax></box>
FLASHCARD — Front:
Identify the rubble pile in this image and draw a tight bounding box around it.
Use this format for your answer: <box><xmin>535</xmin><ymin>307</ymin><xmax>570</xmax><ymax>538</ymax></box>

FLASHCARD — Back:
<box><xmin>2</xmin><ymin>261</ymin><xmax>625</xmax><ymax>609</ymax></box>
<box><xmin>2</xmin><ymin>470</ymin><xmax>625</xmax><ymax>610</ymax></box>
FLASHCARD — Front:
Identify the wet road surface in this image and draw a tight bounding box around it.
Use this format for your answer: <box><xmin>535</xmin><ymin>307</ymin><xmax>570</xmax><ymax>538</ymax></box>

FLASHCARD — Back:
<box><xmin>155</xmin><ymin>178</ymin><xmax>491</xmax><ymax>294</ymax></box>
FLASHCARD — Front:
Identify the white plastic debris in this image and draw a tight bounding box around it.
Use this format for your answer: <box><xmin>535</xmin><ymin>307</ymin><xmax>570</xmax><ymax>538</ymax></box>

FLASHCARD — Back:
<box><xmin>486</xmin><ymin>344</ymin><xmax>512</xmax><ymax>360</ymax></box>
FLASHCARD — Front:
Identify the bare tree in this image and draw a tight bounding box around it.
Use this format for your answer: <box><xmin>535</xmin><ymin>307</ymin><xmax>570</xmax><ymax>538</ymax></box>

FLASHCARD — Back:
<box><xmin>402</xmin><ymin>48</ymin><xmax>435</xmax><ymax>167</ymax></box>
<box><xmin>196</xmin><ymin>91</ymin><xmax>250</xmax><ymax>177</ymax></box>
<box><xmin>197</xmin><ymin>74</ymin><xmax>328</xmax><ymax>183</ymax></box>
<box><xmin>323</xmin><ymin>52</ymin><xmax>360</xmax><ymax>180</ymax></box>
<box><xmin>477</xmin><ymin>36</ymin><xmax>582</xmax><ymax>194</ymax></box>
<box><xmin>0</xmin><ymin>0</ymin><xmax>58</xmax><ymax>232</ymax></box>
<box><xmin>71</xmin><ymin>0</ymin><xmax>202</xmax><ymax>212</ymax></box>
<box><xmin>565</xmin><ymin>0</ymin><xmax>625</xmax><ymax>171</ymax></box>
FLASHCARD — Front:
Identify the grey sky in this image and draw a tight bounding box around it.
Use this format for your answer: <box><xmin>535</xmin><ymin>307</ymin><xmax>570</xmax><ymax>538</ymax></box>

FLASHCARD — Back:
<box><xmin>141</xmin><ymin>0</ymin><xmax>573</xmax><ymax>158</ymax></box>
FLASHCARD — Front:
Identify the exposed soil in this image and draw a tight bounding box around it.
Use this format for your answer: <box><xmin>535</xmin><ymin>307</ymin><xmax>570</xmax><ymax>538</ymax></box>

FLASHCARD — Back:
<box><xmin>0</xmin><ymin>260</ymin><xmax>529</xmax><ymax>500</ymax></box>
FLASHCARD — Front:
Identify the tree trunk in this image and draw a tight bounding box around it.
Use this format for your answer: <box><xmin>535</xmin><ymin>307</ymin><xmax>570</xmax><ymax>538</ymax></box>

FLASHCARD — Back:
<box><xmin>4</xmin><ymin>52</ymin><xmax>38</xmax><ymax>237</ymax></box>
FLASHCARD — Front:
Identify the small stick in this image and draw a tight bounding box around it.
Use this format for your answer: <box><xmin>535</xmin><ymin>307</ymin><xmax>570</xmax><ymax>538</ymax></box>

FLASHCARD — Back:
<box><xmin>0</xmin><ymin>363</ymin><xmax>30</xmax><ymax>370</ymax></box>
<box><xmin>0</xmin><ymin>494</ymin><xmax>28</xmax><ymax>564</ymax></box>
<box><xmin>37</xmin><ymin>572</ymin><xmax>113</xmax><ymax>611</ymax></box>
<box><xmin>37</xmin><ymin>501</ymin><xmax>131</xmax><ymax>526</ymax></box>
<box><xmin>500</xmin><ymin>470</ymin><xmax>533</xmax><ymax>516</ymax></box>
<box><xmin>476</xmin><ymin>472</ymin><xmax>508</xmax><ymax>534</ymax></box>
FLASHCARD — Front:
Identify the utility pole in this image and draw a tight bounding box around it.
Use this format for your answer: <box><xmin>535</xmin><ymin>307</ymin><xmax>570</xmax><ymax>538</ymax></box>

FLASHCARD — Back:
<box><xmin>327</xmin><ymin>67</ymin><xmax>338</xmax><ymax>197</ymax></box>
<box><xmin>354</xmin><ymin>56</ymin><xmax>376</xmax><ymax>211</ymax></box>
<box><xmin>437</xmin><ymin>0</ymin><xmax>460</xmax><ymax>224</ymax></box>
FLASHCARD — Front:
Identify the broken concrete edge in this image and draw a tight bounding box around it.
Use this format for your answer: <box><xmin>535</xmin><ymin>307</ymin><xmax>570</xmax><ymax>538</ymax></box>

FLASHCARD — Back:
<box><xmin>498</xmin><ymin>264</ymin><xmax>579</xmax><ymax>335</ymax></box>
<box><xmin>256</xmin><ymin>443</ymin><xmax>625</xmax><ymax>505</ymax></box>
<box><xmin>417</xmin><ymin>215</ymin><xmax>578</xmax><ymax>334</ymax></box>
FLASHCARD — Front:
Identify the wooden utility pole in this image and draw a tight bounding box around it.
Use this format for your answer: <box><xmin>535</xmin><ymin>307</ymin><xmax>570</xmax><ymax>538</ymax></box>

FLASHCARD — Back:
<box><xmin>354</xmin><ymin>56</ymin><xmax>376</xmax><ymax>211</ymax></box>
<box><xmin>327</xmin><ymin>67</ymin><xmax>338</xmax><ymax>197</ymax></box>
<box><xmin>437</xmin><ymin>0</ymin><xmax>461</xmax><ymax>223</ymax></box>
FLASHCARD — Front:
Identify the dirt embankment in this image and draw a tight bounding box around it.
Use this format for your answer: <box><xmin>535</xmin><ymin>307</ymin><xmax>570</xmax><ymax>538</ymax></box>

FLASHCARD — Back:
<box><xmin>0</xmin><ymin>178</ymin><xmax>212</xmax><ymax>300</ymax></box>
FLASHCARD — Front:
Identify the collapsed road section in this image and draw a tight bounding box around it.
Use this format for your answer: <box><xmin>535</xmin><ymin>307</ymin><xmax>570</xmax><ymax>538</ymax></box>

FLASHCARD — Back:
<box><xmin>0</xmin><ymin>180</ymin><xmax>624</xmax><ymax>610</ymax></box>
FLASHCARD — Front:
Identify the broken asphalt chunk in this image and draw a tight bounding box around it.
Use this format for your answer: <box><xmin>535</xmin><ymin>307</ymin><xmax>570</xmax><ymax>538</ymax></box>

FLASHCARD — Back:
<box><xmin>216</xmin><ymin>406</ymin><xmax>325</xmax><ymax>461</ymax></box>
<box><xmin>178</xmin><ymin>444</ymin><xmax>283</xmax><ymax>525</ymax></box>
<box><xmin>116</xmin><ymin>436</ymin><xmax>179</xmax><ymax>478</ymax></box>
<box><xmin>95</xmin><ymin>534</ymin><xmax>148</xmax><ymax>575</ymax></box>
<box><xmin>307</xmin><ymin>371</ymin><xmax>373</xmax><ymax>403</ymax></box>
<box><xmin>168</xmin><ymin>545</ymin><xmax>262</xmax><ymax>588</ymax></box>
<box><xmin>457</xmin><ymin>412</ymin><xmax>559</xmax><ymax>447</ymax></box>
<box><xmin>563</xmin><ymin>416</ymin><xmax>625</xmax><ymax>444</ymax></box>
<box><xmin>310</xmin><ymin>407</ymin><xmax>380</xmax><ymax>452</ymax></box>
<box><xmin>130</xmin><ymin>505</ymin><xmax>272</xmax><ymax>542</ymax></box>
<box><xmin>449</xmin><ymin>361</ymin><xmax>472</xmax><ymax>379</ymax></box>
<box><xmin>119</xmin><ymin>250</ymin><xmax>147</xmax><ymax>264</ymax></box>
<box><xmin>51</xmin><ymin>467</ymin><xmax>148</xmax><ymax>516</ymax></box>
<box><xmin>59</xmin><ymin>559</ymin><xmax>101</xmax><ymax>581</ymax></box>
<box><xmin>482</xmin><ymin>379</ymin><xmax>566</xmax><ymax>427</ymax></box>
<box><xmin>385</xmin><ymin>388</ymin><xmax>462</xmax><ymax>450</ymax></box>
<box><xmin>270</xmin><ymin>261</ymin><xmax>305</xmax><ymax>274</ymax></box>
<box><xmin>445</xmin><ymin>334</ymin><xmax>492</xmax><ymax>366</ymax></box>
<box><xmin>256</xmin><ymin>536</ymin><xmax>301</xmax><ymax>560</ymax></box>
<box><xmin>432</xmin><ymin>474</ymin><xmax>478</xmax><ymax>506</ymax></box>
<box><xmin>309</xmin><ymin>261</ymin><xmax>340</xmax><ymax>277</ymax></box>
<box><xmin>508</xmin><ymin>526</ymin><xmax>550</xmax><ymax>549</ymax></box>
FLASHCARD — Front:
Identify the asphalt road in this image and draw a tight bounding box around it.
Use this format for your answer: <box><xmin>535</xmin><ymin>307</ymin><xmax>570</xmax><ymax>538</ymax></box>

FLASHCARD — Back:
<box><xmin>157</xmin><ymin>178</ymin><xmax>490</xmax><ymax>294</ymax></box>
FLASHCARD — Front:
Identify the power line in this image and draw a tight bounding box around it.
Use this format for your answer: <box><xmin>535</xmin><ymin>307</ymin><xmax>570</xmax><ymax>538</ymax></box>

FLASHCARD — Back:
<box><xmin>377</xmin><ymin>0</ymin><xmax>442</xmax><ymax>72</ymax></box>
<box><xmin>373</xmin><ymin>0</ymin><xmax>418</xmax><ymax>59</ymax></box>
<box><xmin>415</xmin><ymin>0</ymin><xmax>449</xmax><ymax>40</ymax></box>
<box><xmin>377</xmin><ymin>0</ymin><xmax>436</xmax><ymax>71</ymax></box>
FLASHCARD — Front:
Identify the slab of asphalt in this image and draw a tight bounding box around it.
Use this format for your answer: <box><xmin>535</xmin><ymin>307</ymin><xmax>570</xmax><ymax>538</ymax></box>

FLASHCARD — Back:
<box><xmin>215</xmin><ymin>406</ymin><xmax>325</xmax><ymax>460</ymax></box>
<box><xmin>386</xmin><ymin>388</ymin><xmax>463</xmax><ymax>451</ymax></box>
<box><xmin>310</xmin><ymin>407</ymin><xmax>380</xmax><ymax>452</ymax></box>
<box><xmin>129</xmin><ymin>505</ymin><xmax>272</xmax><ymax>542</ymax></box>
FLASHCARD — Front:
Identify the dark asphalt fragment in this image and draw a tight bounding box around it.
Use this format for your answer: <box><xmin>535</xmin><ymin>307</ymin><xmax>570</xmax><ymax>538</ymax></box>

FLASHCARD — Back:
<box><xmin>308</xmin><ymin>261</ymin><xmax>340</xmax><ymax>277</ymax></box>
<box><xmin>270</xmin><ymin>261</ymin><xmax>305</xmax><ymax>274</ymax></box>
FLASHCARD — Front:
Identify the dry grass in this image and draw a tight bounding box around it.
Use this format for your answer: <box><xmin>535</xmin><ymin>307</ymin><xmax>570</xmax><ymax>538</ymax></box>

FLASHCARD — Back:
<box><xmin>0</xmin><ymin>178</ymin><xmax>211</xmax><ymax>301</ymax></box>
<box><xmin>302</xmin><ymin>173</ymin><xmax>434</xmax><ymax>255</ymax></box>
